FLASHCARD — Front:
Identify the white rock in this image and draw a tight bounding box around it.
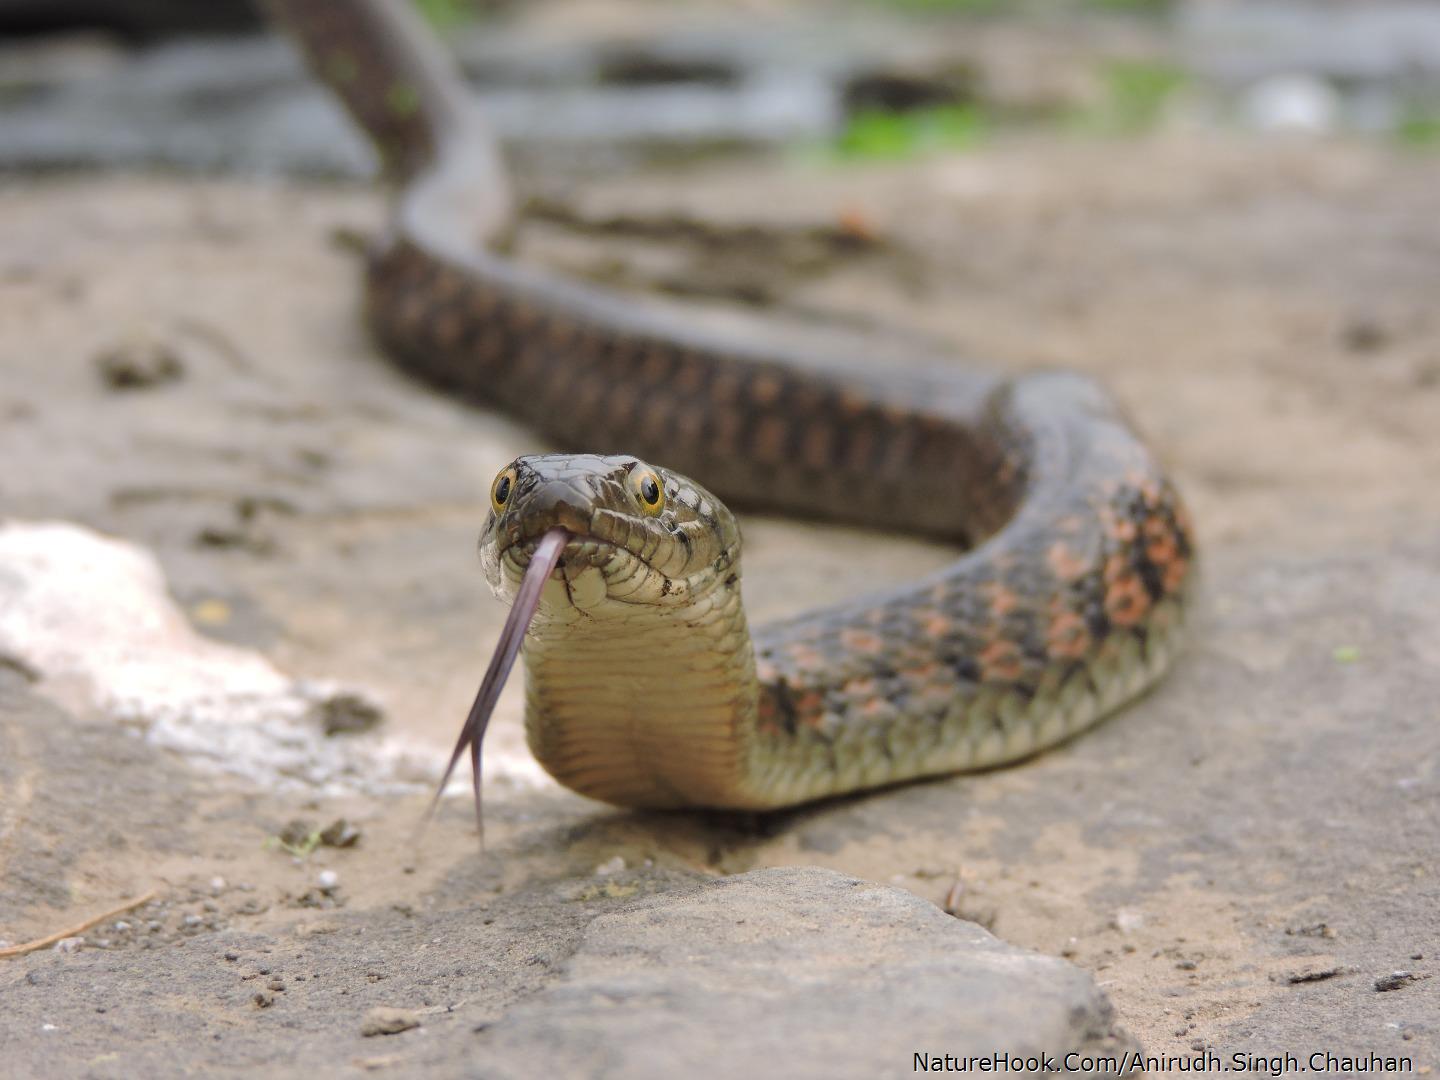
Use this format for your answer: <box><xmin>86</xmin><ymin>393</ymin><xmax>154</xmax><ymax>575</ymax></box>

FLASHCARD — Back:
<box><xmin>1242</xmin><ymin>74</ymin><xmax>1339</xmax><ymax>134</ymax></box>
<box><xmin>1112</xmin><ymin>907</ymin><xmax>1146</xmax><ymax>934</ymax></box>
<box><xmin>0</xmin><ymin>521</ymin><xmax>458</xmax><ymax>797</ymax></box>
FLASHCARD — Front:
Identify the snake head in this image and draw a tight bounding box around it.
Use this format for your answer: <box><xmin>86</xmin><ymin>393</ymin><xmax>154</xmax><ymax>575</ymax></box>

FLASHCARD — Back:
<box><xmin>478</xmin><ymin>453</ymin><xmax>741</xmax><ymax>620</ymax></box>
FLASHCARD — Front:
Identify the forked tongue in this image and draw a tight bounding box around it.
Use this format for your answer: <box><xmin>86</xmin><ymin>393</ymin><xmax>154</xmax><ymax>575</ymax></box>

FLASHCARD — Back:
<box><xmin>423</xmin><ymin>527</ymin><xmax>569</xmax><ymax>843</ymax></box>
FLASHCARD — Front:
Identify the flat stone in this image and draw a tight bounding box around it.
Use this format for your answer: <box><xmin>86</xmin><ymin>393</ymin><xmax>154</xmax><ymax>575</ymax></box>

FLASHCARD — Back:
<box><xmin>478</xmin><ymin>867</ymin><xmax>1130</xmax><ymax>1078</ymax></box>
<box><xmin>0</xmin><ymin>520</ymin><xmax>411</xmax><ymax>797</ymax></box>
<box><xmin>0</xmin><ymin>689</ymin><xmax>1128</xmax><ymax>1077</ymax></box>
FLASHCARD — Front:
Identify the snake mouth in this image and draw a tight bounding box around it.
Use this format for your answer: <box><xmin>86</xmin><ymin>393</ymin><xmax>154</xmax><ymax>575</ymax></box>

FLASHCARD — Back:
<box><xmin>499</xmin><ymin>529</ymin><xmax>619</xmax><ymax>575</ymax></box>
<box><xmin>491</xmin><ymin>529</ymin><xmax>635</xmax><ymax>613</ymax></box>
<box><xmin>427</xmin><ymin>526</ymin><xmax>571</xmax><ymax>837</ymax></box>
<box><xmin>493</xmin><ymin>521</ymin><xmax>678</xmax><ymax>609</ymax></box>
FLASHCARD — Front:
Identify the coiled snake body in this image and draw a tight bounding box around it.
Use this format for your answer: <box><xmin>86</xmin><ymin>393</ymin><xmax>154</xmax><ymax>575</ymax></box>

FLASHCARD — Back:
<box><xmin>267</xmin><ymin>2</ymin><xmax>1194</xmax><ymax>812</ymax></box>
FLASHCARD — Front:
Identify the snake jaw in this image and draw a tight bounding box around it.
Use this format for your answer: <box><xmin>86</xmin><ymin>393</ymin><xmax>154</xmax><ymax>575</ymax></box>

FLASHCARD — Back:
<box><xmin>488</xmin><ymin>531</ymin><xmax>625</xmax><ymax>616</ymax></box>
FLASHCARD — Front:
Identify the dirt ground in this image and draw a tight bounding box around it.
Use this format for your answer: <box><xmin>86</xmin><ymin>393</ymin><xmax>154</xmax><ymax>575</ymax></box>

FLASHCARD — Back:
<box><xmin>2</xmin><ymin>131</ymin><xmax>1439</xmax><ymax>1071</ymax></box>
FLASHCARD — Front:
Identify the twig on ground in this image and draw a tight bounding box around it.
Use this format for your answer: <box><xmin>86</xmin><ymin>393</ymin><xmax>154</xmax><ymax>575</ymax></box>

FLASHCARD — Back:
<box><xmin>0</xmin><ymin>889</ymin><xmax>159</xmax><ymax>958</ymax></box>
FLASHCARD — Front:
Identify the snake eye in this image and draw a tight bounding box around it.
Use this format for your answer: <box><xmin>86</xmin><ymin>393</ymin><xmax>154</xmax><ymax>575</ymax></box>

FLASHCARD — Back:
<box><xmin>631</xmin><ymin>468</ymin><xmax>665</xmax><ymax>515</ymax></box>
<box><xmin>490</xmin><ymin>466</ymin><xmax>518</xmax><ymax>514</ymax></box>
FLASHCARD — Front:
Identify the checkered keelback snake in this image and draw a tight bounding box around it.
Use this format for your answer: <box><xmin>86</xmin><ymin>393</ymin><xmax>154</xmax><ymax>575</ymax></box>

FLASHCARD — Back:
<box><xmin>266</xmin><ymin>1</ymin><xmax>1194</xmax><ymax>811</ymax></box>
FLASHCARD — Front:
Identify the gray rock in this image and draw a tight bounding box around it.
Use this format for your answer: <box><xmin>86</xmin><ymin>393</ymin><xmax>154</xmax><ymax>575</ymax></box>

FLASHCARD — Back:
<box><xmin>478</xmin><ymin>867</ymin><xmax>1130</xmax><ymax>1079</ymax></box>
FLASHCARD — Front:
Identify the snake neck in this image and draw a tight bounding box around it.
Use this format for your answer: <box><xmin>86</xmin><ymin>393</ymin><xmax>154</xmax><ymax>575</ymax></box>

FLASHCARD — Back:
<box><xmin>521</xmin><ymin>579</ymin><xmax>770</xmax><ymax>810</ymax></box>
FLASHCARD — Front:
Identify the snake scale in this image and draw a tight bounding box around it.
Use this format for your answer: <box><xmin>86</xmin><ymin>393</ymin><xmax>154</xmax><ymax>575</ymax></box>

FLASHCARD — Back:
<box><xmin>266</xmin><ymin>1</ymin><xmax>1194</xmax><ymax>813</ymax></box>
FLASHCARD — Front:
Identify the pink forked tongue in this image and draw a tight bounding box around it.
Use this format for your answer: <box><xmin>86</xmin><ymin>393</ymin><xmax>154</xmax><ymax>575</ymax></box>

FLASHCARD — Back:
<box><xmin>423</xmin><ymin>527</ymin><xmax>569</xmax><ymax>843</ymax></box>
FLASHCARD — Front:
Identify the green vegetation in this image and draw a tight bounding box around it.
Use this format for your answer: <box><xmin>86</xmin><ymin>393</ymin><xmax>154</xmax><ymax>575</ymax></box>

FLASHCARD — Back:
<box><xmin>1083</xmin><ymin>0</ymin><xmax>1171</xmax><ymax>11</ymax></box>
<box><xmin>1397</xmin><ymin>107</ymin><xmax>1440</xmax><ymax>148</ymax></box>
<box><xmin>266</xmin><ymin>828</ymin><xmax>323</xmax><ymax>858</ymax></box>
<box><xmin>836</xmin><ymin>103</ymin><xmax>988</xmax><ymax>159</ymax></box>
<box><xmin>828</xmin><ymin>56</ymin><xmax>1189</xmax><ymax>161</ymax></box>
<box><xmin>866</xmin><ymin>0</ymin><xmax>1171</xmax><ymax>13</ymax></box>
<box><xmin>873</xmin><ymin>0</ymin><xmax>1005</xmax><ymax>12</ymax></box>
<box><xmin>1070</xmin><ymin>59</ymin><xmax>1188</xmax><ymax>134</ymax></box>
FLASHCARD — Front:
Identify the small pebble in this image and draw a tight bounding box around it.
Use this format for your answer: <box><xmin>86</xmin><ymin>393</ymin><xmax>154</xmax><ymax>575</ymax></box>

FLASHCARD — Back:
<box><xmin>224</xmin><ymin>951</ymin><xmax>240</xmax><ymax>962</ymax></box>
<box><xmin>313</xmin><ymin>692</ymin><xmax>383</xmax><ymax>736</ymax></box>
<box><xmin>210</xmin><ymin>877</ymin><xmax>227</xmax><ymax>894</ymax></box>
<box><xmin>253</xmin><ymin>990</ymin><xmax>276</xmax><ymax>1009</ymax></box>
<box><xmin>1340</xmin><ymin>318</ymin><xmax>1387</xmax><ymax>354</ymax></box>
<box><xmin>279</xmin><ymin>819</ymin><xmax>316</xmax><ymax>849</ymax></box>
<box><xmin>317</xmin><ymin>870</ymin><xmax>340</xmax><ymax>893</ymax></box>
<box><xmin>1111</xmin><ymin>908</ymin><xmax>1145</xmax><ymax>934</ymax></box>
<box><xmin>594</xmin><ymin>856</ymin><xmax>626</xmax><ymax>876</ymax></box>
<box><xmin>182</xmin><ymin>914</ymin><xmax>203</xmax><ymax>929</ymax></box>
<box><xmin>53</xmin><ymin>937</ymin><xmax>84</xmax><ymax>954</ymax></box>
<box><xmin>94</xmin><ymin>335</ymin><xmax>185</xmax><ymax>390</ymax></box>
<box><xmin>319</xmin><ymin>819</ymin><xmax>361</xmax><ymax>848</ymax></box>
<box><xmin>267</xmin><ymin>979</ymin><xmax>286</xmax><ymax>992</ymax></box>
<box><xmin>1375</xmin><ymin>971</ymin><xmax>1428</xmax><ymax>992</ymax></box>
<box><xmin>361</xmin><ymin>1007</ymin><xmax>421</xmax><ymax>1037</ymax></box>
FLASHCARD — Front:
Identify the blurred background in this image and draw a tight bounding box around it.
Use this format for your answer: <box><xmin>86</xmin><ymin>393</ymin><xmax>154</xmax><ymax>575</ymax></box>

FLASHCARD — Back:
<box><xmin>2</xmin><ymin>0</ymin><xmax>1439</xmax><ymax>176</ymax></box>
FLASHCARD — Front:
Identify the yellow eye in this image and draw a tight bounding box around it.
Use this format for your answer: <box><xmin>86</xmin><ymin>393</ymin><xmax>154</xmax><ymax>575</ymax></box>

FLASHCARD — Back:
<box><xmin>490</xmin><ymin>466</ymin><xmax>518</xmax><ymax>514</ymax></box>
<box><xmin>631</xmin><ymin>468</ymin><xmax>665</xmax><ymax>515</ymax></box>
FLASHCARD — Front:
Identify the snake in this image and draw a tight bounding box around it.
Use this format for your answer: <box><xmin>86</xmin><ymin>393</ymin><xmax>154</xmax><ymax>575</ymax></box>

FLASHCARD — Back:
<box><xmin>265</xmin><ymin>1</ymin><xmax>1194</xmax><ymax>816</ymax></box>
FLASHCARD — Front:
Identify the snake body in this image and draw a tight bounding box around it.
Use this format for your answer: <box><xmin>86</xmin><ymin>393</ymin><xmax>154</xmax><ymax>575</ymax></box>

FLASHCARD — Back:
<box><xmin>267</xmin><ymin>1</ymin><xmax>1194</xmax><ymax>810</ymax></box>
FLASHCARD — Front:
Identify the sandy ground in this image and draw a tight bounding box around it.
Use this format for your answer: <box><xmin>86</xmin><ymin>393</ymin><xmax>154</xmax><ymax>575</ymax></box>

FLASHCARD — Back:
<box><xmin>2</xmin><ymin>132</ymin><xmax>1439</xmax><ymax>1069</ymax></box>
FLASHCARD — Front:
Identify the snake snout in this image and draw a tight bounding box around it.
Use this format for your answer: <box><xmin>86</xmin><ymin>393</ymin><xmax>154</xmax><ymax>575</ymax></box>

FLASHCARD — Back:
<box><xmin>511</xmin><ymin>479</ymin><xmax>597</xmax><ymax>543</ymax></box>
